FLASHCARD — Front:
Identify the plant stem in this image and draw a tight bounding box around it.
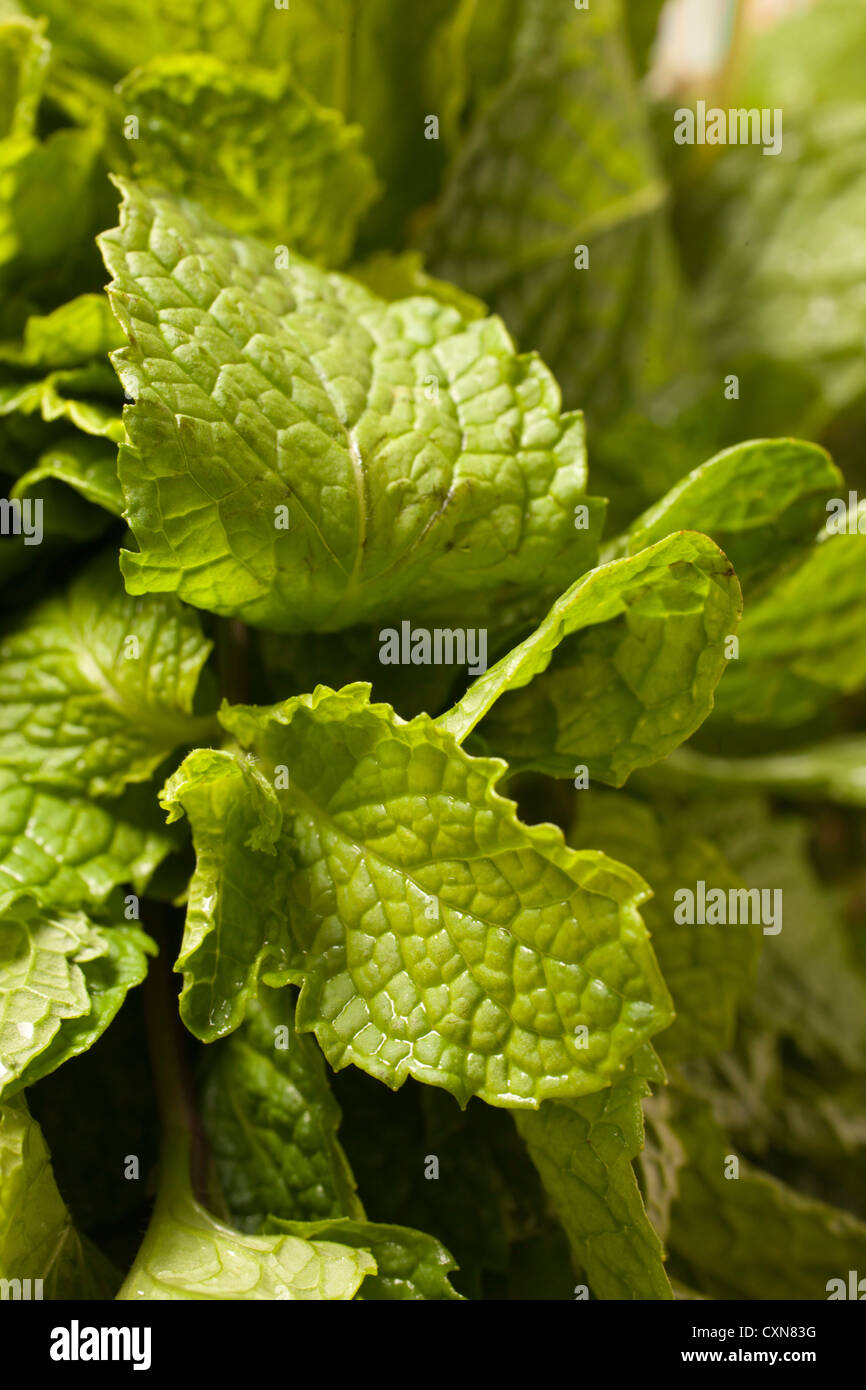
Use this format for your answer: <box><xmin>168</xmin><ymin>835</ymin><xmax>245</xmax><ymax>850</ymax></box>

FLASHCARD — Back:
<box><xmin>217</xmin><ymin>616</ymin><xmax>251</xmax><ymax>706</ymax></box>
<box><xmin>142</xmin><ymin>917</ymin><xmax>210</xmax><ymax>1204</ymax></box>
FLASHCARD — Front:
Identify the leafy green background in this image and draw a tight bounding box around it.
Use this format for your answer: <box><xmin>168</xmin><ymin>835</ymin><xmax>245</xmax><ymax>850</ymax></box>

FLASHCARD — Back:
<box><xmin>0</xmin><ymin>0</ymin><xmax>864</xmax><ymax>1304</ymax></box>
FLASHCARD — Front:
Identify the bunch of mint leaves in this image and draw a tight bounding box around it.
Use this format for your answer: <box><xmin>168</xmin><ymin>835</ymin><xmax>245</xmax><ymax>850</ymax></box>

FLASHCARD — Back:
<box><xmin>1</xmin><ymin>0</ymin><xmax>865</xmax><ymax>1302</ymax></box>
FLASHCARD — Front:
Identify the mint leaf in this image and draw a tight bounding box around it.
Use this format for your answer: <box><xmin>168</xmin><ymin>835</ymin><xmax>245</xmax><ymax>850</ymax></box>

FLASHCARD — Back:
<box><xmin>440</xmin><ymin>532</ymin><xmax>740</xmax><ymax>784</ymax></box>
<box><xmin>426</xmin><ymin>0</ymin><xmax>697</xmax><ymax>436</ymax></box>
<box><xmin>26</xmin><ymin>0</ymin><xmax>468</xmax><ymax>242</ymax></box>
<box><xmin>0</xmin><ymin>771</ymin><xmax>178</xmax><ymax>912</ymax></box>
<box><xmin>12</xmin><ymin>435</ymin><xmax>123</xmax><ymax>517</ymax></box>
<box><xmin>348</xmin><ymin>251</ymin><xmax>486</xmax><ymax>320</ymax></box>
<box><xmin>570</xmin><ymin>791</ymin><xmax>761</xmax><ymax>1063</ymax></box>
<box><xmin>201</xmin><ymin>985</ymin><xmax>363</xmax><ymax>1230</ymax></box>
<box><xmin>0</xmin><ymin>895</ymin><xmax>154</xmax><ymax>1099</ymax></box>
<box><xmin>0</xmin><ymin>294</ymin><xmax>124</xmax><ymax>369</ymax></box>
<box><xmin>162</xmin><ymin>747</ymin><xmax>293</xmax><ymax>1035</ymax></box>
<box><xmin>2</xmin><ymin>466</ymin><xmax>114</xmax><ymax>548</ymax></box>
<box><xmin>0</xmin><ymin>16</ymin><xmax>49</xmax><ymax>140</ymax></box>
<box><xmin>695</xmin><ymin>104</ymin><xmax>866</xmax><ymax>417</ymax></box>
<box><xmin>0</xmin><ymin>297</ymin><xmax>125</xmax><ymax>489</ymax></box>
<box><xmin>664</xmin><ymin>1086</ymin><xmax>866</xmax><ymax>1300</ymax></box>
<box><xmin>614</xmin><ymin>439</ymin><xmax>842</xmax><ymax>592</ymax></box>
<box><xmin>638</xmin><ymin>1087</ymin><xmax>687</xmax><ymax>1243</ymax></box>
<box><xmin>280</xmin><ymin>0</ymin><xmax>470</xmax><ymax>249</ymax></box>
<box><xmin>13</xmin><ymin>0</ymin><xmax>283</xmax><ymax>77</ymax></box>
<box><xmin>114</xmin><ymin>55</ymin><xmax>378</xmax><ymax>264</ymax></box>
<box><xmin>0</xmin><ymin>362</ymin><xmax>123</xmax><ymax>440</ymax></box>
<box><xmin>0</xmin><ymin>1094</ymin><xmax>118</xmax><ymax>1297</ymax></box>
<box><xmin>98</xmin><ymin>179</ymin><xmax>603</xmax><ymax>633</ymax></box>
<box><xmin>433</xmin><ymin>0</ymin><xmax>725</xmax><ymax>532</ymax></box>
<box><xmin>683</xmin><ymin>1034</ymin><xmax>866</xmax><ymax>1167</ymax></box>
<box><xmin>460</xmin><ymin>0</ymin><xmax>528</xmax><ymax>120</ymax></box>
<box><xmin>658</xmin><ymin>737</ymin><xmax>866</xmax><ymax>809</ymax></box>
<box><xmin>712</xmin><ymin>502</ymin><xmax>866</xmax><ymax>725</ymax></box>
<box><xmin>10</xmin><ymin>0</ymin><xmax>866</xmax><ymax>1307</ymax></box>
<box><xmin>0</xmin><ymin>46</ymin><xmax>110</xmax><ymax>313</ymax></box>
<box><xmin>263</xmin><ymin>1216</ymin><xmax>460</xmax><ymax>1301</ymax></box>
<box><xmin>202</xmin><ymin>985</ymin><xmax>461</xmax><ymax>1299</ymax></box>
<box><xmin>163</xmin><ymin>684</ymin><xmax>673</xmax><ymax>1105</ymax></box>
<box><xmin>0</xmin><ymin>549</ymin><xmax>216</xmax><ymax>796</ymax></box>
<box><xmin>623</xmin><ymin>0</ymin><xmax>664</xmax><ymax>74</ymax></box>
<box><xmin>515</xmin><ymin>1046</ymin><xmax>673</xmax><ymax>1300</ymax></box>
<box><xmin>670</xmin><ymin>796</ymin><xmax>866</xmax><ymax>1072</ymax></box>
<box><xmin>118</xmin><ymin>1138</ymin><xmax>375</xmax><ymax>1301</ymax></box>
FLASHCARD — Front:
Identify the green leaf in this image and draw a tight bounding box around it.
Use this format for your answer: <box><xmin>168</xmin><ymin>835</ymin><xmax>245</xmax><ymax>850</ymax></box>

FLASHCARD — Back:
<box><xmin>201</xmin><ymin>984</ymin><xmax>461</xmax><ymax>1299</ymax></box>
<box><xmin>163</xmin><ymin>683</ymin><xmax>673</xmax><ymax>1106</ymax></box>
<box><xmin>279</xmin><ymin>0</ymin><xmax>472</xmax><ymax>249</ymax></box>
<box><xmin>1</xmin><ymin>404</ymin><xmax>71</xmax><ymax>476</ymax></box>
<box><xmin>348</xmin><ymin>251</ymin><xmax>486</xmax><ymax>319</ymax></box>
<box><xmin>613</xmin><ymin>438</ymin><xmax>842</xmax><ymax>593</ymax></box>
<box><xmin>12</xmin><ymin>434</ymin><xmax>123</xmax><ymax>516</ymax></box>
<box><xmin>0</xmin><ymin>771</ymin><xmax>178</xmax><ymax>913</ymax></box>
<box><xmin>262</xmin><ymin>1215</ymin><xmax>460</xmax><ymax>1301</ymax></box>
<box><xmin>430</xmin><ymin>0</ymin><xmax>723</xmax><ymax>532</ymax></box>
<box><xmin>118</xmin><ymin>1137</ymin><xmax>375</xmax><ymax>1301</ymax></box>
<box><xmin>712</xmin><ymin>502</ymin><xmax>866</xmax><ymax>725</ymax></box>
<box><xmin>0</xmin><ymin>548</ymin><xmax>217</xmax><ymax>797</ymax></box>
<box><xmin>515</xmin><ymin>1046</ymin><xmax>673</xmax><ymax>1300</ymax></box>
<box><xmin>694</xmin><ymin>104</ymin><xmax>866</xmax><ymax>416</ymax></box>
<box><xmin>25</xmin><ymin>0</ymin><xmax>469</xmax><ymax>250</ymax></box>
<box><xmin>683</xmin><ymin>1034</ymin><xmax>866</xmax><ymax>1167</ymax></box>
<box><xmin>1</xmin><ymin>449</ymin><xmax>115</xmax><ymax>546</ymax></box>
<box><xmin>0</xmin><ymin>895</ymin><xmax>154</xmax><ymax>1100</ymax></box>
<box><xmin>656</xmin><ymin>736</ymin><xmax>866</xmax><ymax>809</ymax></box>
<box><xmin>0</xmin><ymin>294</ymin><xmax>125</xmax><ymax>369</ymax></box>
<box><xmin>440</xmin><ymin>532</ymin><xmax>741</xmax><ymax>785</ymax></box>
<box><xmin>664</xmin><ymin>1085</ymin><xmax>866</xmax><ymax>1300</ymax></box>
<box><xmin>15</xmin><ymin>0</ymin><xmax>299</xmax><ymax>77</ymax></box>
<box><xmin>0</xmin><ymin>16</ymin><xmax>49</xmax><ymax>140</ymax></box>
<box><xmin>98</xmin><ymin>178</ymin><xmax>603</xmax><ymax>634</ymax></box>
<box><xmin>22</xmin><ymin>976</ymin><xmax>161</xmax><ymax>1239</ymax></box>
<box><xmin>459</xmin><ymin>0</ymin><xmax>525</xmax><ymax>121</ymax></box>
<box><xmin>622</xmin><ymin>0</ymin><xmax>664</xmax><ymax>75</ymax></box>
<box><xmin>425</xmin><ymin>0</ymin><xmax>698</xmax><ymax>439</ymax></box>
<box><xmin>638</xmin><ymin>1086</ymin><xmax>687</xmax><ymax>1243</ymax></box>
<box><xmin>15</xmin><ymin>1</ymin><xmax>470</xmax><ymax>252</ymax></box>
<box><xmin>0</xmin><ymin>361</ymin><xmax>123</xmax><ymax>440</ymax></box>
<box><xmin>162</xmin><ymin>747</ymin><xmax>293</xmax><ymax>1035</ymax></box>
<box><xmin>569</xmin><ymin>790</ymin><xmax>761</xmax><ymax>1063</ymax></box>
<box><xmin>114</xmin><ymin>55</ymin><xmax>378</xmax><ymax>264</ymax></box>
<box><xmin>201</xmin><ymin>985</ymin><xmax>364</xmax><ymax>1231</ymax></box>
<box><xmin>0</xmin><ymin>113</ymin><xmax>111</xmax><ymax>313</ymax></box>
<box><xmin>665</xmin><ymin>796</ymin><xmax>866</xmax><ymax>1072</ymax></box>
<box><xmin>0</xmin><ymin>1094</ymin><xmax>118</xmax><ymax>1297</ymax></box>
